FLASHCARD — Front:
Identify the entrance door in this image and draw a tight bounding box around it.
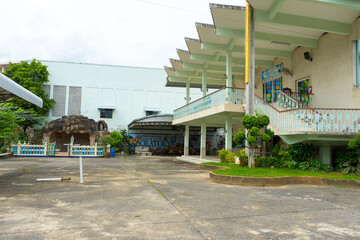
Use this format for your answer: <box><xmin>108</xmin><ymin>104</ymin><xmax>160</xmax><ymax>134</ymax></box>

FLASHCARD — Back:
<box><xmin>296</xmin><ymin>78</ymin><xmax>310</xmax><ymax>105</ymax></box>
<box><xmin>263</xmin><ymin>77</ymin><xmax>283</xmax><ymax>103</ymax></box>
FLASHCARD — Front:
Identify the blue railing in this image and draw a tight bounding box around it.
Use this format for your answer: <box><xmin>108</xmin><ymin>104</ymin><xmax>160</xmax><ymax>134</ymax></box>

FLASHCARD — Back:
<box><xmin>11</xmin><ymin>144</ymin><xmax>46</xmax><ymax>156</ymax></box>
<box><xmin>11</xmin><ymin>143</ymin><xmax>104</xmax><ymax>157</ymax></box>
<box><xmin>69</xmin><ymin>145</ymin><xmax>104</xmax><ymax>156</ymax></box>
<box><xmin>174</xmin><ymin>87</ymin><xmax>245</xmax><ymax>120</ymax></box>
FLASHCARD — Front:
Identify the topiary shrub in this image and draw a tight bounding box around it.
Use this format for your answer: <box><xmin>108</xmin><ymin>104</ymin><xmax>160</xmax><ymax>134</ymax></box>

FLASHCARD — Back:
<box><xmin>233</xmin><ymin>114</ymin><xmax>274</xmax><ymax>168</ymax></box>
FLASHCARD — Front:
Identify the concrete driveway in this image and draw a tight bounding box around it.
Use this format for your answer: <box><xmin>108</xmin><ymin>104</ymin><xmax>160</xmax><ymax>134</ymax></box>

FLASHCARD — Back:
<box><xmin>0</xmin><ymin>155</ymin><xmax>360</xmax><ymax>239</ymax></box>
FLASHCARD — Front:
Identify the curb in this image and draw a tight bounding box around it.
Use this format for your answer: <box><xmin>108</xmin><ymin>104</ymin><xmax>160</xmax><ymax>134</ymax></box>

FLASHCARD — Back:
<box><xmin>202</xmin><ymin>164</ymin><xmax>360</xmax><ymax>189</ymax></box>
<box><xmin>199</xmin><ymin>164</ymin><xmax>228</xmax><ymax>171</ymax></box>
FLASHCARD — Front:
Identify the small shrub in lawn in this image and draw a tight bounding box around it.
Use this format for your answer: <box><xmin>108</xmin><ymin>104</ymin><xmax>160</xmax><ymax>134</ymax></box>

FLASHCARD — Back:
<box><xmin>218</xmin><ymin>149</ymin><xmax>230</xmax><ymax>163</ymax></box>
<box><xmin>226</xmin><ymin>152</ymin><xmax>236</xmax><ymax>164</ymax></box>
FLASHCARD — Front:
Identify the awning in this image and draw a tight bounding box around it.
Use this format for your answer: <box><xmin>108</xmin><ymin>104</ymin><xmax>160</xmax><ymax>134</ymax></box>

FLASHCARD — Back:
<box><xmin>0</xmin><ymin>72</ymin><xmax>43</xmax><ymax>108</ymax></box>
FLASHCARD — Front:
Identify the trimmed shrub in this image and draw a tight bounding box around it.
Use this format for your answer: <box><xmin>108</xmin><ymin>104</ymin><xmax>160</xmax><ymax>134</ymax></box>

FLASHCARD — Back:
<box><xmin>226</xmin><ymin>152</ymin><xmax>236</xmax><ymax>164</ymax></box>
<box><xmin>218</xmin><ymin>149</ymin><xmax>230</xmax><ymax>163</ymax></box>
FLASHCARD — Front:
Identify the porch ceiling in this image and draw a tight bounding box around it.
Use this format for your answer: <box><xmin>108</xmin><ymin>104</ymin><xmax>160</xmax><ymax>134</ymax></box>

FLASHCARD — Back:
<box><xmin>164</xmin><ymin>0</ymin><xmax>359</xmax><ymax>88</ymax></box>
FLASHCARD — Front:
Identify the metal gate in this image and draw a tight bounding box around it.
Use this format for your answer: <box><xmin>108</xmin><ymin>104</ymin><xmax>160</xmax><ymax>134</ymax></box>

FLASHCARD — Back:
<box><xmin>47</xmin><ymin>142</ymin><xmax>56</xmax><ymax>156</ymax></box>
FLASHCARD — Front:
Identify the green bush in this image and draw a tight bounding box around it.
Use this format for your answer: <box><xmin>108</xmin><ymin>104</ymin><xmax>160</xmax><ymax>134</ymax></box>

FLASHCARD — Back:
<box><xmin>236</xmin><ymin>149</ymin><xmax>248</xmax><ymax>166</ymax></box>
<box><xmin>287</xmin><ymin>143</ymin><xmax>315</xmax><ymax>163</ymax></box>
<box><xmin>98</xmin><ymin>129</ymin><xmax>129</xmax><ymax>153</ymax></box>
<box><xmin>98</xmin><ymin>135</ymin><xmax>112</xmax><ymax>147</ymax></box>
<box><xmin>218</xmin><ymin>149</ymin><xmax>236</xmax><ymax>164</ymax></box>
<box><xmin>335</xmin><ymin>151</ymin><xmax>358</xmax><ymax>168</ymax></box>
<box><xmin>226</xmin><ymin>152</ymin><xmax>237</xmax><ymax>164</ymax></box>
<box><xmin>255</xmin><ymin>156</ymin><xmax>286</xmax><ymax>168</ymax></box>
<box><xmin>218</xmin><ymin>149</ymin><xmax>230</xmax><ymax>163</ymax></box>
<box><xmin>337</xmin><ymin>160</ymin><xmax>360</xmax><ymax>175</ymax></box>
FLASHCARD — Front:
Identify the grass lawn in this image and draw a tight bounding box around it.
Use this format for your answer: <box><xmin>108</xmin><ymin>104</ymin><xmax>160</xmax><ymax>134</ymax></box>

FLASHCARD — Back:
<box><xmin>202</xmin><ymin>162</ymin><xmax>360</xmax><ymax>181</ymax></box>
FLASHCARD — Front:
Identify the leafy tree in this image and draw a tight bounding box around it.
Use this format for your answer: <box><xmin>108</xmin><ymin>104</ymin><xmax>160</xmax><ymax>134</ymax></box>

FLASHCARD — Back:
<box><xmin>348</xmin><ymin>134</ymin><xmax>360</xmax><ymax>163</ymax></box>
<box><xmin>233</xmin><ymin>114</ymin><xmax>274</xmax><ymax>168</ymax></box>
<box><xmin>98</xmin><ymin>129</ymin><xmax>130</xmax><ymax>153</ymax></box>
<box><xmin>3</xmin><ymin>59</ymin><xmax>56</xmax><ymax>128</ymax></box>
<box><xmin>0</xmin><ymin>108</ymin><xmax>23</xmax><ymax>152</ymax></box>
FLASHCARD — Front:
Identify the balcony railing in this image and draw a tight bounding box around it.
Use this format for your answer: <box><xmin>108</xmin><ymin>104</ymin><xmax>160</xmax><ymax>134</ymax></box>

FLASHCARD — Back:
<box><xmin>255</xmin><ymin>95</ymin><xmax>360</xmax><ymax>134</ymax></box>
<box><xmin>288</xmin><ymin>91</ymin><xmax>313</xmax><ymax>107</ymax></box>
<box><xmin>276</xmin><ymin>91</ymin><xmax>309</xmax><ymax>109</ymax></box>
<box><xmin>173</xmin><ymin>87</ymin><xmax>245</xmax><ymax>120</ymax></box>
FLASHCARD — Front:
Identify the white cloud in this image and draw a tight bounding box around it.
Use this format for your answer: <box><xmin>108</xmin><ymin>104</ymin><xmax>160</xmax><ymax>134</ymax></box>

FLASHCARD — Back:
<box><xmin>0</xmin><ymin>0</ymin><xmax>246</xmax><ymax>68</ymax></box>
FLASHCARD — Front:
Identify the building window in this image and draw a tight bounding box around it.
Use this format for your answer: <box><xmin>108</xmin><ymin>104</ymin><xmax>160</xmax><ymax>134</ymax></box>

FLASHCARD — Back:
<box><xmin>100</xmin><ymin>109</ymin><xmax>113</xmax><ymax>119</ymax></box>
<box><xmin>356</xmin><ymin>40</ymin><xmax>360</xmax><ymax>88</ymax></box>
<box><xmin>146</xmin><ymin>110</ymin><xmax>159</xmax><ymax>116</ymax></box>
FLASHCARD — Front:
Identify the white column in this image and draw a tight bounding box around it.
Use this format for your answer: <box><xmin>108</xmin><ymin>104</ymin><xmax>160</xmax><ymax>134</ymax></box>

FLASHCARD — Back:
<box><xmin>184</xmin><ymin>124</ymin><xmax>190</xmax><ymax>156</ymax></box>
<box><xmin>202</xmin><ymin>68</ymin><xmax>207</xmax><ymax>97</ymax></box>
<box><xmin>200</xmin><ymin>122</ymin><xmax>206</xmax><ymax>159</ymax></box>
<box><xmin>225</xmin><ymin>116</ymin><xmax>232</xmax><ymax>151</ymax></box>
<box><xmin>245</xmin><ymin>4</ymin><xmax>255</xmax><ymax>116</ymax></box>
<box><xmin>226</xmin><ymin>51</ymin><xmax>233</xmax><ymax>88</ymax></box>
<box><xmin>245</xmin><ymin>3</ymin><xmax>255</xmax><ymax>167</ymax></box>
<box><xmin>319</xmin><ymin>145</ymin><xmax>332</xmax><ymax>165</ymax></box>
<box><xmin>186</xmin><ymin>80</ymin><xmax>190</xmax><ymax>104</ymax></box>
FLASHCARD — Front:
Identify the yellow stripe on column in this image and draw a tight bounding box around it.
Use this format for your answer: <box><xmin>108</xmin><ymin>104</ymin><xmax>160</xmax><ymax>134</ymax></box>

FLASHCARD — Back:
<box><xmin>245</xmin><ymin>2</ymin><xmax>250</xmax><ymax>84</ymax></box>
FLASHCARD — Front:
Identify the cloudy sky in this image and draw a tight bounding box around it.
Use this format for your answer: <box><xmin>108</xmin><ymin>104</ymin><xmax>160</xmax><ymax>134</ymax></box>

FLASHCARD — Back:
<box><xmin>0</xmin><ymin>0</ymin><xmax>246</xmax><ymax>68</ymax></box>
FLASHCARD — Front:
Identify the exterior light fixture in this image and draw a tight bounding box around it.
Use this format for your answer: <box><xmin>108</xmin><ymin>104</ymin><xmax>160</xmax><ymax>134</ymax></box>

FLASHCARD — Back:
<box><xmin>304</xmin><ymin>52</ymin><xmax>313</xmax><ymax>61</ymax></box>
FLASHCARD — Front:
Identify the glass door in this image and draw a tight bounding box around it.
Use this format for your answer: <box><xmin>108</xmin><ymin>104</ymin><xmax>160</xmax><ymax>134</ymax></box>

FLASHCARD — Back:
<box><xmin>296</xmin><ymin>78</ymin><xmax>310</xmax><ymax>105</ymax></box>
<box><xmin>263</xmin><ymin>77</ymin><xmax>283</xmax><ymax>103</ymax></box>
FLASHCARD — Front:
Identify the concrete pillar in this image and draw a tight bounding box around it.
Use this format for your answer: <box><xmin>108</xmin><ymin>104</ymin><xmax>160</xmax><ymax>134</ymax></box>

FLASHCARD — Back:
<box><xmin>225</xmin><ymin>116</ymin><xmax>233</xmax><ymax>151</ymax></box>
<box><xmin>319</xmin><ymin>145</ymin><xmax>332</xmax><ymax>165</ymax></box>
<box><xmin>202</xmin><ymin>68</ymin><xmax>207</xmax><ymax>97</ymax></box>
<box><xmin>245</xmin><ymin>3</ymin><xmax>255</xmax><ymax>166</ymax></box>
<box><xmin>245</xmin><ymin>3</ymin><xmax>255</xmax><ymax>116</ymax></box>
<box><xmin>226</xmin><ymin>51</ymin><xmax>232</xmax><ymax>88</ymax></box>
<box><xmin>200</xmin><ymin>122</ymin><xmax>206</xmax><ymax>159</ymax></box>
<box><xmin>186</xmin><ymin>80</ymin><xmax>190</xmax><ymax>104</ymax></box>
<box><xmin>184</xmin><ymin>124</ymin><xmax>190</xmax><ymax>156</ymax></box>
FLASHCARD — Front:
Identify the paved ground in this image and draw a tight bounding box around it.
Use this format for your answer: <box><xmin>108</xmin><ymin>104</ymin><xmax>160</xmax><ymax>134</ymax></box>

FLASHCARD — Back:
<box><xmin>1</xmin><ymin>155</ymin><xmax>360</xmax><ymax>240</ymax></box>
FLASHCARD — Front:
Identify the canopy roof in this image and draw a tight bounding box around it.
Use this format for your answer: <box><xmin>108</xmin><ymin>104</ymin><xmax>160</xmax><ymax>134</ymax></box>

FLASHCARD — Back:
<box><xmin>0</xmin><ymin>72</ymin><xmax>43</xmax><ymax>108</ymax></box>
<box><xmin>164</xmin><ymin>0</ymin><xmax>360</xmax><ymax>88</ymax></box>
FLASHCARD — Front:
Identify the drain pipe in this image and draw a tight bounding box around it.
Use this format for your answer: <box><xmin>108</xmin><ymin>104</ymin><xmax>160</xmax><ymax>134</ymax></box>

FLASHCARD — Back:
<box><xmin>79</xmin><ymin>156</ymin><xmax>84</xmax><ymax>183</ymax></box>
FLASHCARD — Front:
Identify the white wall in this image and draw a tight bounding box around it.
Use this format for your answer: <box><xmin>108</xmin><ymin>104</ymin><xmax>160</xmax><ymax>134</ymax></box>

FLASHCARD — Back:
<box><xmin>43</xmin><ymin>61</ymin><xmax>203</xmax><ymax>131</ymax></box>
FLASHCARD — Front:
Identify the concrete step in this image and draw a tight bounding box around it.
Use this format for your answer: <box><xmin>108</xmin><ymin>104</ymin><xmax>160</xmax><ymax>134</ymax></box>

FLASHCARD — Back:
<box><xmin>176</xmin><ymin>155</ymin><xmax>220</xmax><ymax>165</ymax></box>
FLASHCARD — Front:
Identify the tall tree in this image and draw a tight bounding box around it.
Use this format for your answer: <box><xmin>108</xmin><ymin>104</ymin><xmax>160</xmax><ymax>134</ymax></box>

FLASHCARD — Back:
<box><xmin>3</xmin><ymin>59</ymin><xmax>56</xmax><ymax>128</ymax></box>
